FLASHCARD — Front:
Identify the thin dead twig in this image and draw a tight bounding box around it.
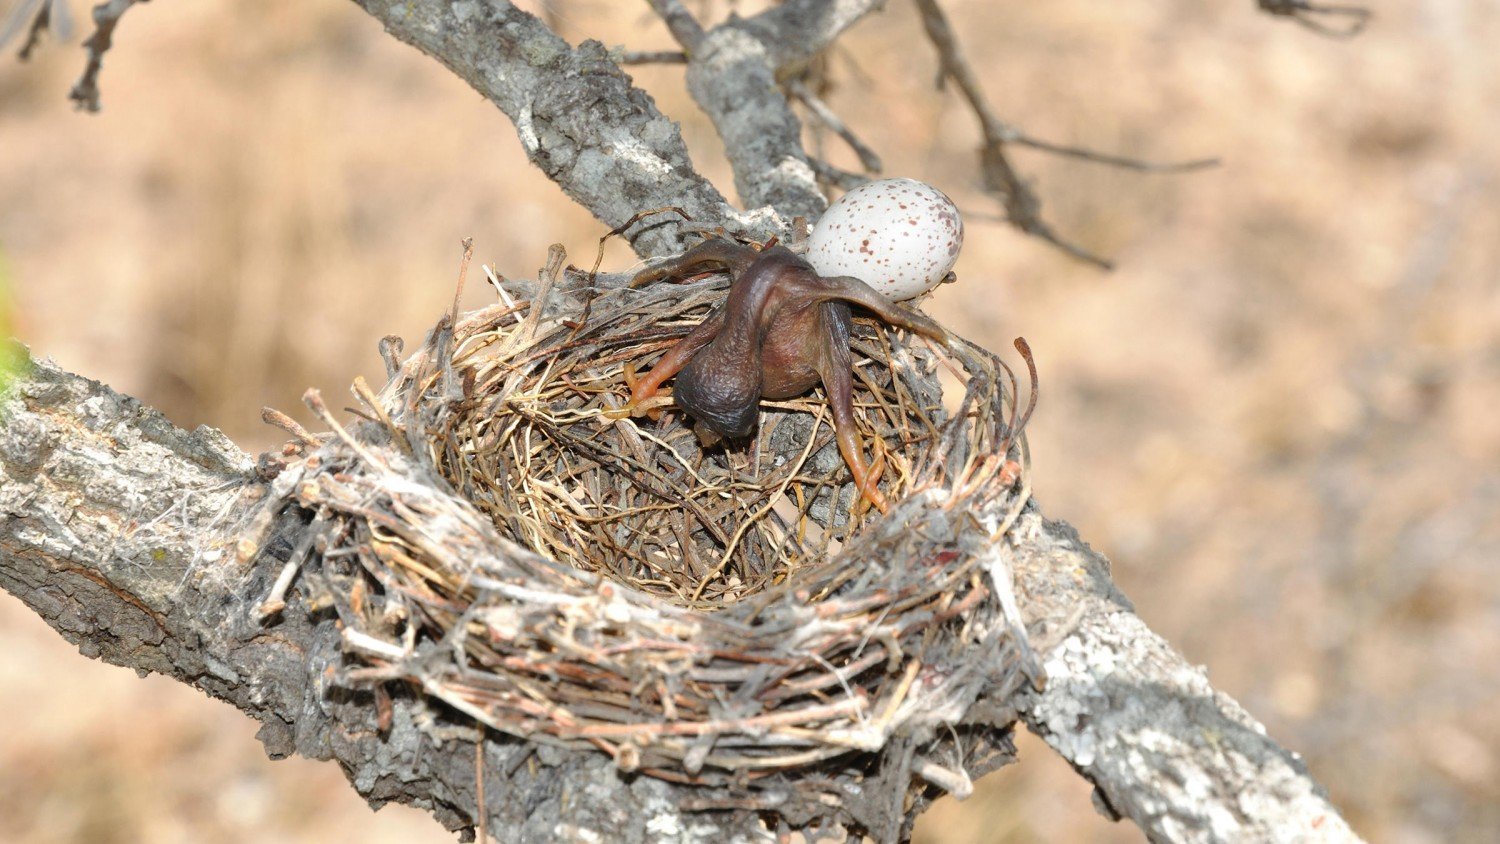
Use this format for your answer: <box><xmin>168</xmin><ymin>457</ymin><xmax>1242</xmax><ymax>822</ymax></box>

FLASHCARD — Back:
<box><xmin>913</xmin><ymin>0</ymin><xmax>1215</xmax><ymax>270</ymax></box>
<box><xmin>645</xmin><ymin>0</ymin><xmax>705</xmax><ymax>51</ymax></box>
<box><xmin>788</xmin><ymin>77</ymin><xmax>883</xmax><ymax>174</ymax></box>
<box><xmin>1258</xmin><ymin>0</ymin><xmax>1371</xmax><ymax>38</ymax></box>
<box><xmin>1005</xmin><ymin>132</ymin><xmax>1218</xmax><ymax>174</ymax></box>
<box><xmin>1</xmin><ymin>0</ymin><xmax>73</xmax><ymax>59</ymax></box>
<box><xmin>618</xmin><ymin>49</ymin><xmax>687</xmax><ymax>65</ymax></box>
<box><xmin>808</xmin><ymin>157</ymin><xmax>873</xmax><ymax>192</ymax></box>
<box><xmin>69</xmin><ymin>0</ymin><xmax>145</xmax><ymax>112</ymax></box>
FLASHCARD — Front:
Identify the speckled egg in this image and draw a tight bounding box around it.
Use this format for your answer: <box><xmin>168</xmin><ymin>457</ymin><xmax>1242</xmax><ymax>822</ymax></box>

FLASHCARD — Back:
<box><xmin>806</xmin><ymin>178</ymin><xmax>964</xmax><ymax>302</ymax></box>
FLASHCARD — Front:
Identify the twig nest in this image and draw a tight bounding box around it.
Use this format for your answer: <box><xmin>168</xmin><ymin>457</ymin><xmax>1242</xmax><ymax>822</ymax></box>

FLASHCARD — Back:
<box><xmin>807</xmin><ymin>178</ymin><xmax>964</xmax><ymax>302</ymax></box>
<box><xmin>256</xmin><ymin>243</ymin><xmax>1038</xmax><ymax>829</ymax></box>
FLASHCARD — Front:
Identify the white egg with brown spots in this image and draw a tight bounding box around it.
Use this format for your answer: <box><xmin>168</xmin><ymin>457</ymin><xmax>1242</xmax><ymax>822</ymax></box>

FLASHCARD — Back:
<box><xmin>806</xmin><ymin>178</ymin><xmax>964</xmax><ymax>302</ymax></box>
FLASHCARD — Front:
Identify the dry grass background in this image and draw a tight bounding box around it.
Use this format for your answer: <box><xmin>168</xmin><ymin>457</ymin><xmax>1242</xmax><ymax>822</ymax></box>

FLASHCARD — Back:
<box><xmin>2</xmin><ymin>1</ymin><xmax>1497</xmax><ymax>841</ymax></box>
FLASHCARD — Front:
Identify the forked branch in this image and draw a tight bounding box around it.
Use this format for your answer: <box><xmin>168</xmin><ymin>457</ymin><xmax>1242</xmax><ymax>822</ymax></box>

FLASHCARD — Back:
<box><xmin>11</xmin><ymin>0</ymin><xmax>1352</xmax><ymax>268</ymax></box>
<box><xmin>1</xmin><ymin>3</ymin><xmax>1369</xmax><ymax>837</ymax></box>
<box><xmin>0</xmin><ymin>349</ymin><xmax>1361</xmax><ymax>841</ymax></box>
<box><xmin>912</xmin><ymin>0</ymin><xmax>1218</xmax><ymax>270</ymax></box>
<box><xmin>349</xmin><ymin>0</ymin><xmax>752</xmax><ymax>256</ymax></box>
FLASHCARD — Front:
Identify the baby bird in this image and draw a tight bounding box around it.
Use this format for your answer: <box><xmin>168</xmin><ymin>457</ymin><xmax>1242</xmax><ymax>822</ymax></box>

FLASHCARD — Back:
<box><xmin>622</xmin><ymin>238</ymin><xmax>950</xmax><ymax>513</ymax></box>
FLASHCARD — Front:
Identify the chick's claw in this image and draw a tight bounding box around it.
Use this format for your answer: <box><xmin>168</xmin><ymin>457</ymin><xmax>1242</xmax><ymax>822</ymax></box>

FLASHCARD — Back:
<box><xmin>622</xmin><ymin>362</ymin><xmax>668</xmax><ymax>421</ymax></box>
<box><xmin>836</xmin><ymin>417</ymin><xmax>889</xmax><ymax>515</ymax></box>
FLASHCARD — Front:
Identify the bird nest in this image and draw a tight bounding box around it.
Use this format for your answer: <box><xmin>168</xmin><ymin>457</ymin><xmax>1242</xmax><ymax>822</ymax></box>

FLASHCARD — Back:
<box><xmin>254</xmin><ymin>241</ymin><xmax>1041</xmax><ymax>804</ymax></box>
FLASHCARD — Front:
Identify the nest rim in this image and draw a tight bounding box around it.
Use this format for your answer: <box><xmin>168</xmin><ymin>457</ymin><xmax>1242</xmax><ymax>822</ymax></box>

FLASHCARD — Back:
<box><xmin>259</xmin><ymin>242</ymin><xmax>1039</xmax><ymax>786</ymax></box>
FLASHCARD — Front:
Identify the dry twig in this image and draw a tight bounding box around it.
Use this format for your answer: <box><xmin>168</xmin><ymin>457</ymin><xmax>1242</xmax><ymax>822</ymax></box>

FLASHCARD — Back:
<box><xmin>68</xmin><ymin>0</ymin><xmax>144</xmax><ymax>112</ymax></box>
<box><xmin>1258</xmin><ymin>0</ymin><xmax>1372</xmax><ymax>38</ymax></box>
<box><xmin>617</xmin><ymin>48</ymin><xmax>687</xmax><ymax>65</ymax></box>
<box><xmin>913</xmin><ymin>0</ymin><xmax>1216</xmax><ymax>269</ymax></box>
<box><xmin>788</xmin><ymin>77</ymin><xmax>883</xmax><ymax>175</ymax></box>
<box><xmin>0</xmin><ymin>0</ymin><xmax>72</xmax><ymax>59</ymax></box>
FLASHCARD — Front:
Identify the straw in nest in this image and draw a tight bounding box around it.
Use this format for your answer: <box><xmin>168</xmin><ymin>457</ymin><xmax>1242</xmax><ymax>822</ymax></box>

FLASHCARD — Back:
<box><xmin>252</xmin><ymin>237</ymin><xmax>1042</xmax><ymax>821</ymax></box>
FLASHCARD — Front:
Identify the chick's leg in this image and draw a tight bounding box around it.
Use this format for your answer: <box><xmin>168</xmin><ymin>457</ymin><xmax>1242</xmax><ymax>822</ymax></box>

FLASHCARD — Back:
<box><xmin>818</xmin><ymin>303</ymin><xmax>888</xmax><ymax>514</ymax></box>
<box><xmin>626</xmin><ymin>307</ymin><xmax>726</xmax><ymax>411</ymax></box>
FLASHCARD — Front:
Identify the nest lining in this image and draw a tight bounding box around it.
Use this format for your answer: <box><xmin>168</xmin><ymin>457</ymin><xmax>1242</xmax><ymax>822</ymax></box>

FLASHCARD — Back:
<box><xmin>258</xmin><ymin>244</ymin><xmax>1039</xmax><ymax>791</ymax></box>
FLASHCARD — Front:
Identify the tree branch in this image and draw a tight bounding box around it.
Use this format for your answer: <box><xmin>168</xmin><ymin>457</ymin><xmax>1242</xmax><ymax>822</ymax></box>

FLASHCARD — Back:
<box><xmin>647</xmin><ymin>0</ymin><xmax>885</xmax><ymax>223</ymax></box>
<box><xmin>0</xmin><ymin>351</ymin><xmax>780</xmax><ymax>842</ymax></box>
<box><xmin>645</xmin><ymin>0</ymin><xmax>705</xmax><ymax>51</ymax></box>
<box><xmin>1257</xmin><ymin>0</ymin><xmax>1371</xmax><ymax>38</ymax></box>
<box><xmin>645</xmin><ymin>1</ymin><xmax>809</xmax><ymax>222</ymax></box>
<box><xmin>789</xmin><ymin>77</ymin><xmax>883</xmax><ymax>175</ymax></box>
<box><xmin>66</xmin><ymin>0</ymin><xmax>142</xmax><ymax>112</ymax></box>
<box><xmin>738</xmin><ymin>0</ymin><xmax>887</xmax><ymax>70</ymax></box>
<box><xmin>912</xmin><ymin>0</ymin><xmax>1116</xmax><ymax>269</ymax></box>
<box><xmin>686</xmin><ymin>24</ymin><xmax>823</xmax><ymax>221</ymax></box>
<box><xmin>0</xmin><ymin>0</ymin><xmax>73</xmax><ymax>60</ymax></box>
<box><xmin>349</xmin><ymin>0</ymin><xmax>762</xmax><ymax>257</ymax></box>
<box><xmin>1005</xmin><ymin>517</ymin><xmax>1362</xmax><ymax>842</ymax></box>
<box><xmin>0</xmin><ymin>348</ymin><xmax>1361</xmax><ymax>842</ymax></box>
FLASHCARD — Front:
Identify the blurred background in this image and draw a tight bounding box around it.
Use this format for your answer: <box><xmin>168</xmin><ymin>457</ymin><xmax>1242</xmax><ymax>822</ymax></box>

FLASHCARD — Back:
<box><xmin>2</xmin><ymin>1</ymin><xmax>1497</xmax><ymax>841</ymax></box>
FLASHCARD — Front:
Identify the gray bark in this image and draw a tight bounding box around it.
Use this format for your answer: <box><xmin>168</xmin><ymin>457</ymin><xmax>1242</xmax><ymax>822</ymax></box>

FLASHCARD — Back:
<box><xmin>684</xmin><ymin>23</ymin><xmax>823</xmax><ymax>220</ymax></box>
<box><xmin>1006</xmin><ymin>519</ymin><xmax>1360</xmax><ymax>842</ymax></box>
<box><xmin>347</xmin><ymin>0</ymin><xmax>888</xmax><ymax>249</ymax></box>
<box><xmin>0</xmin><ymin>351</ymin><xmax>1360</xmax><ymax>842</ymax></box>
<box><xmin>0</xmin><ymin>352</ymin><xmax>775</xmax><ymax>842</ymax></box>
<box><xmin>348</xmin><ymin>0</ymin><xmax>770</xmax><ymax>255</ymax></box>
<box><xmin>656</xmin><ymin>0</ymin><xmax>886</xmax><ymax>222</ymax></box>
